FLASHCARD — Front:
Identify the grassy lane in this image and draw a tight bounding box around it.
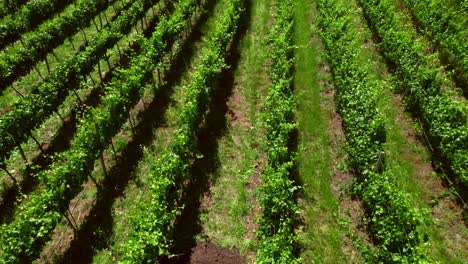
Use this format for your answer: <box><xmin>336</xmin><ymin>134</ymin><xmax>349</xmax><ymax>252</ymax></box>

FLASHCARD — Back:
<box><xmin>197</xmin><ymin>0</ymin><xmax>271</xmax><ymax>261</ymax></box>
<box><xmin>293</xmin><ymin>0</ymin><xmax>355</xmax><ymax>262</ymax></box>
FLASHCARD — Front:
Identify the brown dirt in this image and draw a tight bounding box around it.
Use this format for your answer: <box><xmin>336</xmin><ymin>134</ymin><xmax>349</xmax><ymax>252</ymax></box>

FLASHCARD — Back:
<box><xmin>225</xmin><ymin>88</ymin><xmax>251</xmax><ymax>129</ymax></box>
<box><xmin>174</xmin><ymin>242</ymin><xmax>245</xmax><ymax>264</ymax></box>
<box><xmin>432</xmin><ymin>197</ymin><xmax>468</xmax><ymax>259</ymax></box>
<box><xmin>194</xmin><ymin>3</ymin><xmax>266</xmax><ymax>261</ymax></box>
<box><xmin>200</xmin><ymin>187</ymin><xmax>214</xmax><ymax>213</ymax></box>
<box><xmin>244</xmin><ymin>158</ymin><xmax>264</xmax><ymax>243</ymax></box>
<box><xmin>319</xmin><ymin>65</ymin><xmax>347</xmax><ymax>195</ymax></box>
<box><xmin>247</xmin><ymin>160</ymin><xmax>264</xmax><ymax>191</ymax></box>
<box><xmin>326</xmin><ymin>101</ymin><xmax>347</xmax><ymax>194</ymax></box>
<box><xmin>37</xmin><ymin>183</ymin><xmax>96</xmax><ymax>263</ymax></box>
<box><xmin>323</xmin><ymin>86</ymin><xmax>372</xmax><ymax>252</ymax></box>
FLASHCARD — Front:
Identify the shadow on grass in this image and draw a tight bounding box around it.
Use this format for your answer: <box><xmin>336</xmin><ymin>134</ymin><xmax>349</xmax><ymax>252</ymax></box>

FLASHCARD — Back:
<box><xmin>160</xmin><ymin>0</ymin><xmax>251</xmax><ymax>262</ymax></box>
<box><xmin>0</xmin><ymin>6</ymin><xmax>157</xmax><ymax>225</ymax></box>
<box><xmin>59</xmin><ymin>1</ymin><xmax>217</xmax><ymax>263</ymax></box>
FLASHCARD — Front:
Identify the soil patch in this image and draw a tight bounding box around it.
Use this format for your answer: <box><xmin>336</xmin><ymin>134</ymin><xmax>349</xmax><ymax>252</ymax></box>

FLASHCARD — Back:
<box><xmin>189</xmin><ymin>242</ymin><xmax>245</xmax><ymax>264</ymax></box>
<box><xmin>164</xmin><ymin>242</ymin><xmax>245</xmax><ymax>264</ymax></box>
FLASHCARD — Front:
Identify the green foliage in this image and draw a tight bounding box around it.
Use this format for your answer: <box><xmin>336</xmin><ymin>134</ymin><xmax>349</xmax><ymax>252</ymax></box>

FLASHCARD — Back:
<box><xmin>0</xmin><ymin>0</ymin><xmax>117</xmax><ymax>90</ymax></box>
<box><xmin>0</xmin><ymin>0</ymin><xmax>74</xmax><ymax>49</ymax></box>
<box><xmin>0</xmin><ymin>0</ymin><xmax>28</xmax><ymax>18</ymax></box>
<box><xmin>0</xmin><ymin>0</ymin><xmax>180</xmax><ymax>262</ymax></box>
<box><xmin>119</xmin><ymin>0</ymin><xmax>243</xmax><ymax>262</ymax></box>
<box><xmin>255</xmin><ymin>1</ymin><xmax>300</xmax><ymax>263</ymax></box>
<box><xmin>359</xmin><ymin>0</ymin><xmax>468</xmax><ymax>187</ymax></box>
<box><xmin>359</xmin><ymin>171</ymin><xmax>429</xmax><ymax>263</ymax></box>
<box><xmin>317</xmin><ymin>0</ymin><xmax>430</xmax><ymax>262</ymax></box>
<box><xmin>0</xmin><ymin>0</ymin><xmax>153</xmax><ymax>170</ymax></box>
<box><xmin>404</xmin><ymin>0</ymin><xmax>468</xmax><ymax>79</ymax></box>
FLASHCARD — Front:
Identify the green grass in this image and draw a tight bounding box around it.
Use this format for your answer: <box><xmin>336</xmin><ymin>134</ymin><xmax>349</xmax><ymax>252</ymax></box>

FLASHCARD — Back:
<box><xmin>379</xmin><ymin>94</ymin><xmax>468</xmax><ymax>263</ymax></box>
<box><xmin>196</xmin><ymin>0</ymin><xmax>273</xmax><ymax>261</ymax></box>
<box><xmin>293</xmin><ymin>0</ymin><xmax>358</xmax><ymax>262</ymax></box>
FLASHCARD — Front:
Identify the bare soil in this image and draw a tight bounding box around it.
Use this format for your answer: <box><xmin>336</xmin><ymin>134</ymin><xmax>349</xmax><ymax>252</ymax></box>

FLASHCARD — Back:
<box><xmin>164</xmin><ymin>242</ymin><xmax>245</xmax><ymax>264</ymax></box>
<box><xmin>190</xmin><ymin>242</ymin><xmax>245</xmax><ymax>264</ymax></box>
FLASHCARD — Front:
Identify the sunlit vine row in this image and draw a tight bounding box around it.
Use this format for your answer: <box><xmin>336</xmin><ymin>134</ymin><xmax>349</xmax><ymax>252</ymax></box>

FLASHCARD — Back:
<box><xmin>0</xmin><ymin>0</ymin><xmax>73</xmax><ymax>49</ymax></box>
<box><xmin>0</xmin><ymin>0</ymin><xmax>179</xmax><ymax>262</ymax></box>
<box><xmin>0</xmin><ymin>0</ymin><xmax>119</xmax><ymax>89</ymax></box>
<box><xmin>317</xmin><ymin>0</ymin><xmax>429</xmax><ymax>262</ymax></box>
<box><xmin>0</xmin><ymin>0</ymin><xmax>156</xmax><ymax>171</ymax></box>
<box><xmin>118</xmin><ymin>0</ymin><xmax>243</xmax><ymax>262</ymax></box>
<box><xmin>255</xmin><ymin>0</ymin><xmax>299</xmax><ymax>263</ymax></box>
<box><xmin>359</xmin><ymin>0</ymin><xmax>468</xmax><ymax>188</ymax></box>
